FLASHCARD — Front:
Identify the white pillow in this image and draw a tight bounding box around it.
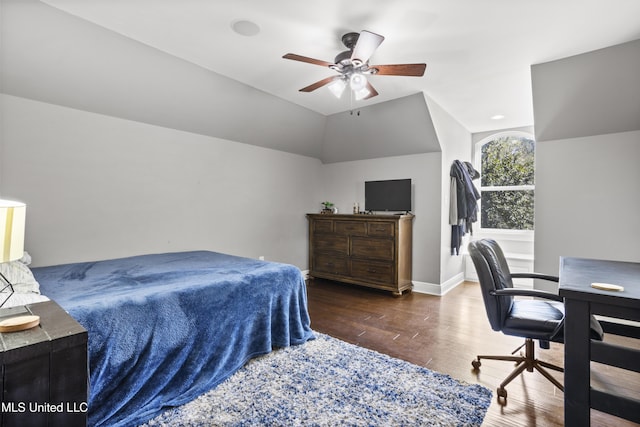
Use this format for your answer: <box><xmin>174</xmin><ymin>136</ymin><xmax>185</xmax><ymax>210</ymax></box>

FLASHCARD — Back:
<box><xmin>1</xmin><ymin>292</ymin><xmax>49</xmax><ymax>308</ymax></box>
<box><xmin>0</xmin><ymin>258</ymin><xmax>41</xmax><ymax>294</ymax></box>
<box><xmin>18</xmin><ymin>251</ymin><xmax>33</xmax><ymax>266</ymax></box>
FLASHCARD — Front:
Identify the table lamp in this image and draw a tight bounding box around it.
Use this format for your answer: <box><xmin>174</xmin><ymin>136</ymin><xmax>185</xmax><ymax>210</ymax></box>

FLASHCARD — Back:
<box><xmin>0</xmin><ymin>199</ymin><xmax>27</xmax><ymax>308</ymax></box>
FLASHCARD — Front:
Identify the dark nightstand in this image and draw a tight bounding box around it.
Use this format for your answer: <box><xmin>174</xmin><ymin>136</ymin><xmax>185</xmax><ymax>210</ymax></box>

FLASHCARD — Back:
<box><xmin>0</xmin><ymin>300</ymin><xmax>88</xmax><ymax>427</ymax></box>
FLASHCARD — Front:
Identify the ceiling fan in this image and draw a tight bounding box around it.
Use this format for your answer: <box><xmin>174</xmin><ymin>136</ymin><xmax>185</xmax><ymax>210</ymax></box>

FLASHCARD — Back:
<box><xmin>283</xmin><ymin>30</ymin><xmax>426</xmax><ymax>101</ymax></box>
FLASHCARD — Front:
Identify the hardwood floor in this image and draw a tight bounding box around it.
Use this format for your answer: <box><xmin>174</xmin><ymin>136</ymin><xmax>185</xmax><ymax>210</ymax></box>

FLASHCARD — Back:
<box><xmin>306</xmin><ymin>278</ymin><xmax>640</xmax><ymax>427</ymax></box>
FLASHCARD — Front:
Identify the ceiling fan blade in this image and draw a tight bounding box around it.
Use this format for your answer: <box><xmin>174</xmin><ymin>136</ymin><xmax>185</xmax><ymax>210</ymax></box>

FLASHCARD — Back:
<box><xmin>364</xmin><ymin>82</ymin><xmax>379</xmax><ymax>99</ymax></box>
<box><xmin>283</xmin><ymin>53</ymin><xmax>334</xmax><ymax>68</ymax></box>
<box><xmin>351</xmin><ymin>30</ymin><xmax>384</xmax><ymax>65</ymax></box>
<box><xmin>299</xmin><ymin>76</ymin><xmax>341</xmax><ymax>92</ymax></box>
<box><xmin>370</xmin><ymin>63</ymin><xmax>427</xmax><ymax>76</ymax></box>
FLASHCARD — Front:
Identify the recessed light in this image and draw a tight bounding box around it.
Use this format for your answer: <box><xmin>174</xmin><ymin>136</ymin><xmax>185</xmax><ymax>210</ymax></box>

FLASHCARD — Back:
<box><xmin>231</xmin><ymin>20</ymin><xmax>260</xmax><ymax>37</ymax></box>
<box><xmin>491</xmin><ymin>114</ymin><xmax>505</xmax><ymax>120</ymax></box>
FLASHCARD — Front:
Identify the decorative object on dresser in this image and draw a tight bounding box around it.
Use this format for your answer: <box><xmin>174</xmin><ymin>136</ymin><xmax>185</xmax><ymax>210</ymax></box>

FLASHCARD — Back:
<box><xmin>320</xmin><ymin>201</ymin><xmax>336</xmax><ymax>214</ymax></box>
<box><xmin>307</xmin><ymin>213</ymin><xmax>414</xmax><ymax>295</ymax></box>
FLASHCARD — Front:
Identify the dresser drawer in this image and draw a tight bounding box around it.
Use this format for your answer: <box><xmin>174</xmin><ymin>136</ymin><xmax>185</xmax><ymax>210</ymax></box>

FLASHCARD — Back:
<box><xmin>313</xmin><ymin>220</ymin><xmax>333</xmax><ymax>234</ymax></box>
<box><xmin>335</xmin><ymin>221</ymin><xmax>366</xmax><ymax>235</ymax></box>
<box><xmin>367</xmin><ymin>221</ymin><xmax>395</xmax><ymax>237</ymax></box>
<box><xmin>351</xmin><ymin>236</ymin><xmax>395</xmax><ymax>261</ymax></box>
<box><xmin>351</xmin><ymin>260</ymin><xmax>394</xmax><ymax>284</ymax></box>
<box><xmin>314</xmin><ymin>254</ymin><xmax>349</xmax><ymax>276</ymax></box>
<box><xmin>313</xmin><ymin>234</ymin><xmax>349</xmax><ymax>255</ymax></box>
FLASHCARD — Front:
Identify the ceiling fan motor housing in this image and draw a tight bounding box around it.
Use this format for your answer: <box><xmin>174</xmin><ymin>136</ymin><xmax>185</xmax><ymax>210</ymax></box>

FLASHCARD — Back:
<box><xmin>341</xmin><ymin>32</ymin><xmax>360</xmax><ymax>49</ymax></box>
<box><xmin>334</xmin><ymin>50</ymin><xmax>352</xmax><ymax>66</ymax></box>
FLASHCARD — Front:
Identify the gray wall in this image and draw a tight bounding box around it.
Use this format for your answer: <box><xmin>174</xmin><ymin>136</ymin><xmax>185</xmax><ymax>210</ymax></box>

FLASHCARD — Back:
<box><xmin>532</xmin><ymin>40</ymin><xmax>640</xmax><ymax>291</ymax></box>
<box><xmin>1</xmin><ymin>94</ymin><xmax>323</xmax><ymax>268</ymax></box>
<box><xmin>532</xmin><ymin>39</ymin><xmax>640</xmax><ymax>142</ymax></box>
<box><xmin>319</xmin><ymin>153</ymin><xmax>443</xmax><ymax>286</ymax></box>
<box><xmin>1</xmin><ymin>0</ymin><xmax>326</xmax><ymax>159</ymax></box>
<box><xmin>425</xmin><ymin>96</ymin><xmax>473</xmax><ymax>289</ymax></box>
<box><xmin>322</xmin><ymin>93</ymin><xmax>441</xmax><ymax>163</ymax></box>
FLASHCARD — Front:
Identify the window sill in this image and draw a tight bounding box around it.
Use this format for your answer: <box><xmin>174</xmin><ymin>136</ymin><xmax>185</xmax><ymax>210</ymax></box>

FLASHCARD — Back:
<box><xmin>475</xmin><ymin>228</ymin><xmax>534</xmax><ymax>242</ymax></box>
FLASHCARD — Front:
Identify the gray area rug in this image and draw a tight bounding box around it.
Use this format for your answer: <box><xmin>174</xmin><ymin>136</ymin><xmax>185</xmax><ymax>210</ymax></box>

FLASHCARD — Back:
<box><xmin>141</xmin><ymin>333</ymin><xmax>492</xmax><ymax>426</ymax></box>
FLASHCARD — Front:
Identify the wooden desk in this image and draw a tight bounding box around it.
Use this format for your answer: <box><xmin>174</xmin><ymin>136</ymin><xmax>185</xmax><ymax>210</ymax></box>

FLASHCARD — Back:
<box><xmin>559</xmin><ymin>257</ymin><xmax>640</xmax><ymax>426</ymax></box>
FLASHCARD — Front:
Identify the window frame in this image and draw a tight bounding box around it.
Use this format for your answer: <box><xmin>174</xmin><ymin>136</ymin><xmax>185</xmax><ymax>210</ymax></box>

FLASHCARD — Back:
<box><xmin>473</xmin><ymin>130</ymin><xmax>535</xmax><ymax>237</ymax></box>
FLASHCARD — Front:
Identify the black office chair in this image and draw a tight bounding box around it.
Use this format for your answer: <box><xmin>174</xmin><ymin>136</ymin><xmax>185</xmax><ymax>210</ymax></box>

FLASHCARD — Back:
<box><xmin>468</xmin><ymin>238</ymin><xmax>603</xmax><ymax>402</ymax></box>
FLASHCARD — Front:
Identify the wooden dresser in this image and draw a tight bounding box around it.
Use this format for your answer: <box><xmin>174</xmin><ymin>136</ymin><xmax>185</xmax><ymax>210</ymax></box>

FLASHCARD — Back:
<box><xmin>307</xmin><ymin>213</ymin><xmax>414</xmax><ymax>295</ymax></box>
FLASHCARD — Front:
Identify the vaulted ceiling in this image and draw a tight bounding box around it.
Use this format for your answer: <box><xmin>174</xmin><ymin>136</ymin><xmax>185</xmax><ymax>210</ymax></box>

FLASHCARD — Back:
<box><xmin>35</xmin><ymin>0</ymin><xmax>640</xmax><ymax>133</ymax></box>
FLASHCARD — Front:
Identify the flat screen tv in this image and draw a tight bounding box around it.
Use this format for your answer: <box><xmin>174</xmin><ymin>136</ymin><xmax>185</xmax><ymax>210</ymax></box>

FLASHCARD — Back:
<box><xmin>365</xmin><ymin>179</ymin><xmax>412</xmax><ymax>213</ymax></box>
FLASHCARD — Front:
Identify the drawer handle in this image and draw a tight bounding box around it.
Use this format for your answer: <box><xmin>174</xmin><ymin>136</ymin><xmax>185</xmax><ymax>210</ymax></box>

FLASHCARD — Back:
<box><xmin>368</xmin><ymin>269</ymin><xmax>377</xmax><ymax>273</ymax></box>
<box><xmin>375</xmin><ymin>228</ymin><xmax>386</xmax><ymax>232</ymax></box>
<box><xmin>325</xmin><ymin>262</ymin><xmax>334</xmax><ymax>267</ymax></box>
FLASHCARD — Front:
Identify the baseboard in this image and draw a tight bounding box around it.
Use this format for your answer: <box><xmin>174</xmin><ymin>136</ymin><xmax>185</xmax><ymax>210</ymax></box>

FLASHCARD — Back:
<box><xmin>411</xmin><ymin>281</ymin><xmax>441</xmax><ymax>295</ymax></box>
<box><xmin>303</xmin><ymin>269</ymin><xmax>465</xmax><ymax>297</ymax></box>
<box><xmin>440</xmin><ymin>272</ymin><xmax>465</xmax><ymax>295</ymax></box>
<box><xmin>412</xmin><ymin>272</ymin><xmax>464</xmax><ymax>296</ymax></box>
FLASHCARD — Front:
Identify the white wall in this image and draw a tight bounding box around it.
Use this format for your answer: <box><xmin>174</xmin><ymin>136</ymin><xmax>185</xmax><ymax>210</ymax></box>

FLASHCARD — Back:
<box><xmin>1</xmin><ymin>94</ymin><xmax>323</xmax><ymax>268</ymax></box>
<box><xmin>319</xmin><ymin>152</ymin><xmax>442</xmax><ymax>286</ymax></box>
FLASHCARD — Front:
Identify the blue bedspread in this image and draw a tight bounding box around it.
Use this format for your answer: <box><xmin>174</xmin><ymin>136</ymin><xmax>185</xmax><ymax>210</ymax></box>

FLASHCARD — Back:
<box><xmin>32</xmin><ymin>251</ymin><xmax>314</xmax><ymax>427</ymax></box>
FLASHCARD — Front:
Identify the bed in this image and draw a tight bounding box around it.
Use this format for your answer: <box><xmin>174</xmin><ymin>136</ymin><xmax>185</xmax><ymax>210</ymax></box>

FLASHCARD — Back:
<box><xmin>30</xmin><ymin>250</ymin><xmax>315</xmax><ymax>427</ymax></box>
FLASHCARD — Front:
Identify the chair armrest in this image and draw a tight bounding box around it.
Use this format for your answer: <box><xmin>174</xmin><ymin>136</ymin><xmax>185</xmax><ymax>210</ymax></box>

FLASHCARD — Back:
<box><xmin>490</xmin><ymin>288</ymin><xmax>564</xmax><ymax>302</ymax></box>
<box><xmin>510</xmin><ymin>272</ymin><xmax>559</xmax><ymax>282</ymax></box>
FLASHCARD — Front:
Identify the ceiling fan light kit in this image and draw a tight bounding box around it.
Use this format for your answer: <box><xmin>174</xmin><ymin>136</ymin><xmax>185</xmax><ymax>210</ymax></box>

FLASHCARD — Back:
<box><xmin>283</xmin><ymin>30</ymin><xmax>426</xmax><ymax>101</ymax></box>
<box><xmin>328</xmin><ymin>78</ymin><xmax>347</xmax><ymax>98</ymax></box>
<box><xmin>349</xmin><ymin>73</ymin><xmax>367</xmax><ymax>91</ymax></box>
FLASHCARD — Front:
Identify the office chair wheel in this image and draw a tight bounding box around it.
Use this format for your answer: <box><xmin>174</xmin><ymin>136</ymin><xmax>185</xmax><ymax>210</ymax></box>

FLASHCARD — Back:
<box><xmin>497</xmin><ymin>386</ymin><xmax>507</xmax><ymax>402</ymax></box>
<box><xmin>471</xmin><ymin>359</ymin><xmax>481</xmax><ymax>370</ymax></box>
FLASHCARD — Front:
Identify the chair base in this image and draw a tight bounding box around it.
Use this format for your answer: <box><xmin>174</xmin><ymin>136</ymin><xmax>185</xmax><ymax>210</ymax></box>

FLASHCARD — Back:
<box><xmin>471</xmin><ymin>338</ymin><xmax>563</xmax><ymax>403</ymax></box>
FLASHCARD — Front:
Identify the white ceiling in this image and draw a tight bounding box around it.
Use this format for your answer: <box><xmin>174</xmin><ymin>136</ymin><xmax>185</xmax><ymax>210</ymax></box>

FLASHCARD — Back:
<box><xmin>41</xmin><ymin>0</ymin><xmax>640</xmax><ymax>133</ymax></box>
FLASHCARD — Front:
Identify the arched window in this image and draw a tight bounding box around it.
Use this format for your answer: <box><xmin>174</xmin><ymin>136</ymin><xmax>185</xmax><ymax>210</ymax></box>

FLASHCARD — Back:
<box><xmin>476</xmin><ymin>132</ymin><xmax>535</xmax><ymax>231</ymax></box>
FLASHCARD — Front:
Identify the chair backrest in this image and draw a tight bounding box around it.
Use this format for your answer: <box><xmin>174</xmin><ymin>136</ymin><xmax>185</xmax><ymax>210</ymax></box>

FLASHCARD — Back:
<box><xmin>468</xmin><ymin>239</ymin><xmax>515</xmax><ymax>331</ymax></box>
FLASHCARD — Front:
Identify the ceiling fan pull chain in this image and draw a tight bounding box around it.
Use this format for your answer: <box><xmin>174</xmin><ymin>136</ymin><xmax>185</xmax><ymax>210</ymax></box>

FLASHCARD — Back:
<box><xmin>349</xmin><ymin>87</ymin><xmax>353</xmax><ymax>114</ymax></box>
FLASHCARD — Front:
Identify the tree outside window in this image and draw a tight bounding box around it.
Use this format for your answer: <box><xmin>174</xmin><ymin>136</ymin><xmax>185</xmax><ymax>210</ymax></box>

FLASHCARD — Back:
<box><xmin>479</xmin><ymin>134</ymin><xmax>535</xmax><ymax>230</ymax></box>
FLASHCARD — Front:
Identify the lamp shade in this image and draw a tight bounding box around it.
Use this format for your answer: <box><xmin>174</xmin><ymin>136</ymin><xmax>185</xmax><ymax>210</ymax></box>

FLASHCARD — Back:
<box><xmin>0</xmin><ymin>200</ymin><xmax>26</xmax><ymax>263</ymax></box>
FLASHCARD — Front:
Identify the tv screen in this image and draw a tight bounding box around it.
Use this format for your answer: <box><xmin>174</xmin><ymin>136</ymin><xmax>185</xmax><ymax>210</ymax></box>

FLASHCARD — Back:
<box><xmin>365</xmin><ymin>179</ymin><xmax>412</xmax><ymax>212</ymax></box>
